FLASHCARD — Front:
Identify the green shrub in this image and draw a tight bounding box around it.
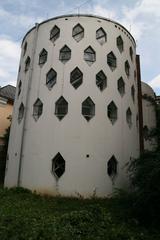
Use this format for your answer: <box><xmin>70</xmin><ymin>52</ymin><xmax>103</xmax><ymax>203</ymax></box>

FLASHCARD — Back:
<box><xmin>128</xmin><ymin>151</ymin><xmax>160</xmax><ymax>225</ymax></box>
<box><xmin>0</xmin><ymin>187</ymin><xmax>159</xmax><ymax>239</ymax></box>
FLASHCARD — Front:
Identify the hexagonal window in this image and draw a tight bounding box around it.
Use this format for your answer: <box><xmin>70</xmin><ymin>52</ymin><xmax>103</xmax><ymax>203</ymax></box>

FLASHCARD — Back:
<box><xmin>39</xmin><ymin>48</ymin><xmax>47</xmax><ymax>65</ymax></box>
<box><xmin>72</xmin><ymin>24</ymin><xmax>84</xmax><ymax>42</ymax></box>
<box><xmin>134</xmin><ymin>70</ymin><xmax>137</xmax><ymax>81</ymax></box>
<box><xmin>18</xmin><ymin>103</ymin><xmax>24</xmax><ymax>123</ymax></box>
<box><xmin>52</xmin><ymin>153</ymin><xmax>65</xmax><ymax>179</ymax></box>
<box><xmin>143</xmin><ymin>125</ymin><xmax>149</xmax><ymax>140</ymax></box>
<box><xmin>126</xmin><ymin>107</ymin><xmax>132</xmax><ymax>128</ymax></box>
<box><xmin>129</xmin><ymin>46</ymin><xmax>133</xmax><ymax>61</ymax></box>
<box><xmin>107</xmin><ymin>101</ymin><xmax>117</xmax><ymax>124</ymax></box>
<box><xmin>55</xmin><ymin>96</ymin><xmax>68</xmax><ymax>120</ymax></box>
<box><xmin>59</xmin><ymin>45</ymin><xmax>71</xmax><ymax>63</ymax></box>
<box><xmin>117</xmin><ymin>36</ymin><xmax>123</xmax><ymax>53</ymax></box>
<box><xmin>50</xmin><ymin>25</ymin><xmax>60</xmax><ymax>42</ymax></box>
<box><xmin>17</xmin><ymin>80</ymin><xmax>22</xmax><ymax>98</ymax></box>
<box><xmin>23</xmin><ymin>42</ymin><xmax>27</xmax><ymax>56</ymax></box>
<box><xmin>46</xmin><ymin>68</ymin><xmax>57</xmax><ymax>90</ymax></box>
<box><xmin>70</xmin><ymin>67</ymin><xmax>83</xmax><ymax>89</ymax></box>
<box><xmin>107</xmin><ymin>52</ymin><xmax>117</xmax><ymax>71</ymax></box>
<box><xmin>125</xmin><ymin>60</ymin><xmax>130</xmax><ymax>77</ymax></box>
<box><xmin>25</xmin><ymin>56</ymin><xmax>30</xmax><ymax>72</ymax></box>
<box><xmin>18</xmin><ymin>65</ymin><xmax>21</xmax><ymax>73</ymax></box>
<box><xmin>84</xmin><ymin>46</ymin><xmax>96</xmax><ymax>66</ymax></box>
<box><xmin>107</xmin><ymin>155</ymin><xmax>118</xmax><ymax>181</ymax></box>
<box><xmin>117</xmin><ymin>77</ymin><xmax>125</xmax><ymax>97</ymax></box>
<box><xmin>96</xmin><ymin>28</ymin><xmax>107</xmax><ymax>45</ymax></box>
<box><xmin>33</xmin><ymin>98</ymin><xmax>43</xmax><ymax>121</ymax></box>
<box><xmin>131</xmin><ymin>85</ymin><xmax>135</xmax><ymax>102</ymax></box>
<box><xmin>82</xmin><ymin>97</ymin><xmax>95</xmax><ymax>121</ymax></box>
<box><xmin>96</xmin><ymin>70</ymin><xmax>107</xmax><ymax>91</ymax></box>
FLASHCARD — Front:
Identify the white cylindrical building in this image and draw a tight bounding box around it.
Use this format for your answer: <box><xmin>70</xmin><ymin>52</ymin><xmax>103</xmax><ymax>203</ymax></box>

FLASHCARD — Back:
<box><xmin>5</xmin><ymin>14</ymin><xmax>140</xmax><ymax>197</ymax></box>
<box><xmin>141</xmin><ymin>82</ymin><xmax>157</xmax><ymax>151</ymax></box>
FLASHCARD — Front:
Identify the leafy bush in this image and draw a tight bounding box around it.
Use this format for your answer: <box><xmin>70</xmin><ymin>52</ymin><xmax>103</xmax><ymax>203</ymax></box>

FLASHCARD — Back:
<box><xmin>127</xmin><ymin>151</ymin><xmax>160</xmax><ymax>225</ymax></box>
<box><xmin>0</xmin><ymin>188</ymin><xmax>159</xmax><ymax>239</ymax></box>
<box><xmin>126</xmin><ymin>104</ymin><xmax>160</xmax><ymax>226</ymax></box>
<box><xmin>0</xmin><ymin>123</ymin><xmax>10</xmax><ymax>184</ymax></box>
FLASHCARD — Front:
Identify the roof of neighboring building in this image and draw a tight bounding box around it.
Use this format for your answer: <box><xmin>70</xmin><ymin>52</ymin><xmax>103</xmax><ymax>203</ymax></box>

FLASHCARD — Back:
<box><xmin>0</xmin><ymin>85</ymin><xmax>16</xmax><ymax>101</ymax></box>
<box><xmin>141</xmin><ymin>81</ymin><xmax>156</xmax><ymax>98</ymax></box>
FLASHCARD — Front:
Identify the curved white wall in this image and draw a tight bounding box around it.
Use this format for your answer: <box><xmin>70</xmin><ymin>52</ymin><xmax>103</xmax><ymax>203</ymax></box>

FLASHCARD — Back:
<box><xmin>5</xmin><ymin>15</ymin><xmax>139</xmax><ymax>197</ymax></box>
<box><xmin>141</xmin><ymin>82</ymin><xmax>157</xmax><ymax>151</ymax></box>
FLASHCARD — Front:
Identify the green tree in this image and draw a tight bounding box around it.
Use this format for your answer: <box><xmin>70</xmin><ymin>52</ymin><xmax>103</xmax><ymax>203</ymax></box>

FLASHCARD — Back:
<box><xmin>128</xmin><ymin>103</ymin><xmax>160</xmax><ymax>225</ymax></box>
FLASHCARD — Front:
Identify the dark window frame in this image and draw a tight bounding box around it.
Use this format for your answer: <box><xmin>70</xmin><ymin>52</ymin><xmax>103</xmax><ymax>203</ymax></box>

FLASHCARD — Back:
<box><xmin>82</xmin><ymin>97</ymin><xmax>95</xmax><ymax>121</ymax></box>
<box><xmin>107</xmin><ymin>101</ymin><xmax>118</xmax><ymax>124</ymax></box>
<box><xmin>18</xmin><ymin>103</ymin><xmax>24</xmax><ymax>123</ymax></box>
<box><xmin>129</xmin><ymin>46</ymin><xmax>133</xmax><ymax>61</ymax></box>
<box><xmin>50</xmin><ymin>25</ymin><xmax>60</xmax><ymax>42</ymax></box>
<box><xmin>125</xmin><ymin>60</ymin><xmax>130</xmax><ymax>77</ymax></box>
<box><xmin>126</xmin><ymin>107</ymin><xmax>132</xmax><ymax>128</ymax></box>
<box><xmin>25</xmin><ymin>56</ymin><xmax>31</xmax><ymax>72</ymax></box>
<box><xmin>96</xmin><ymin>27</ymin><xmax>107</xmax><ymax>45</ymax></box>
<box><xmin>18</xmin><ymin>80</ymin><xmax>22</xmax><ymax>97</ymax></box>
<box><xmin>117</xmin><ymin>77</ymin><xmax>125</xmax><ymax>97</ymax></box>
<box><xmin>23</xmin><ymin>42</ymin><xmax>27</xmax><ymax>56</ymax></box>
<box><xmin>33</xmin><ymin>98</ymin><xmax>43</xmax><ymax>121</ymax></box>
<box><xmin>55</xmin><ymin>96</ymin><xmax>68</xmax><ymax>120</ymax></box>
<box><xmin>107</xmin><ymin>155</ymin><xmax>118</xmax><ymax>181</ymax></box>
<box><xmin>107</xmin><ymin>52</ymin><xmax>117</xmax><ymax>70</ymax></box>
<box><xmin>46</xmin><ymin>68</ymin><xmax>57</xmax><ymax>90</ymax></box>
<box><xmin>117</xmin><ymin>36</ymin><xmax>124</xmax><ymax>53</ymax></box>
<box><xmin>70</xmin><ymin>67</ymin><xmax>83</xmax><ymax>89</ymax></box>
<box><xmin>39</xmin><ymin>49</ymin><xmax>48</xmax><ymax>65</ymax></box>
<box><xmin>84</xmin><ymin>46</ymin><xmax>96</xmax><ymax>64</ymax></box>
<box><xmin>52</xmin><ymin>153</ymin><xmax>65</xmax><ymax>179</ymax></box>
<box><xmin>59</xmin><ymin>45</ymin><xmax>71</xmax><ymax>63</ymax></box>
<box><xmin>72</xmin><ymin>23</ymin><xmax>84</xmax><ymax>42</ymax></box>
<box><xmin>96</xmin><ymin>70</ymin><xmax>107</xmax><ymax>91</ymax></box>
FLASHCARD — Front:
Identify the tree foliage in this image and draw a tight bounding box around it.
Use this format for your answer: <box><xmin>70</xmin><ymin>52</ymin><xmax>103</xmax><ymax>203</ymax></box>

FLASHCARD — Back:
<box><xmin>0</xmin><ymin>187</ymin><xmax>159</xmax><ymax>240</ymax></box>
<box><xmin>128</xmin><ymin>151</ymin><xmax>160</xmax><ymax>225</ymax></box>
<box><xmin>127</xmin><ymin>103</ymin><xmax>160</xmax><ymax>225</ymax></box>
<box><xmin>1</xmin><ymin>125</ymin><xmax>10</xmax><ymax>155</ymax></box>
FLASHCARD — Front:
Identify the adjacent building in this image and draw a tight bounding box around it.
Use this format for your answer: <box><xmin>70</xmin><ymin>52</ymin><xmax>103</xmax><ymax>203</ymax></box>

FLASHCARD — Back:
<box><xmin>0</xmin><ymin>85</ymin><xmax>16</xmax><ymax>148</ymax></box>
<box><xmin>156</xmin><ymin>95</ymin><xmax>160</xmax><ymax>105</ymax></box>
<box><xmin>141</xmin><ymin>82</ymin><xmax>157</xmax><ymax>151</ymax></box>
<box><xmin>0</xmin><ymin>84</ymin><xmax>16</xmax><ymax>183</ymax></box>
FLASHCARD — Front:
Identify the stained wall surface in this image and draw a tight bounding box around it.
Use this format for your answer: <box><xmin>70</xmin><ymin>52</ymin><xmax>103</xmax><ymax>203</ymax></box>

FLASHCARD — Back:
<box><xmin>5</xmin><ymin>15</ymin><xmax>140</xmax><ymax>197</ymax></box>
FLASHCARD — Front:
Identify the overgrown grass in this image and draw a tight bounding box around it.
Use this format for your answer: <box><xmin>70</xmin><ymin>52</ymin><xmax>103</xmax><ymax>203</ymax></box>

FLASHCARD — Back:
<box><xmin>0</xmin><ymin>187</ymin><xmax>159</xmax><ymax>240</ymax></box>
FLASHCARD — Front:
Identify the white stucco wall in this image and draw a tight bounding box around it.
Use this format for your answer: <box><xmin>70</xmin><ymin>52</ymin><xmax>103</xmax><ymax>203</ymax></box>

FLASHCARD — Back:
<box><xmin>141</xmin><ymin>82</ymin><xmax>157</xmax><ymax>151</ymax></box>
<box><xmin>5</xmin><ymin>15</ymin><xmax>140</xmax><ymax>197</ymax></box>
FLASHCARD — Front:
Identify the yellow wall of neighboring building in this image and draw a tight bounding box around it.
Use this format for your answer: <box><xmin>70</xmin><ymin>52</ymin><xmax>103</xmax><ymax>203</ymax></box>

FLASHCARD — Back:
<box><xmin>0</xmin><ymin>100</ymin><xmax>13</xmax><ymax>143</ymax></box>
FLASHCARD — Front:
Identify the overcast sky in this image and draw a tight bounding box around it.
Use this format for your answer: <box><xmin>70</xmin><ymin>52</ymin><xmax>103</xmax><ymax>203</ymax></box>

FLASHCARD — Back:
<box><xmin>0</xmin><ymin>0</ymin><xmax>159</xmax><ymax>94</ymax></box>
